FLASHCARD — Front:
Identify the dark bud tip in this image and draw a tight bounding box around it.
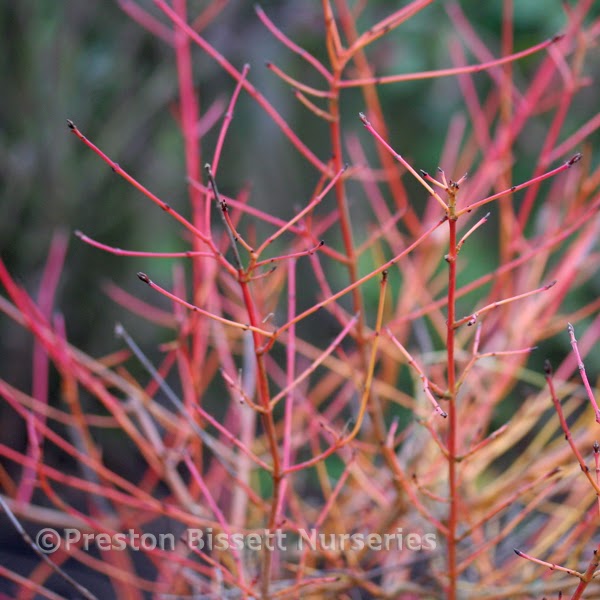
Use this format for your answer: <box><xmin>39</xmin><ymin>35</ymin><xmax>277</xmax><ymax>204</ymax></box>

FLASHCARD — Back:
<box><xmin>318</xmin><ymin>240</ymin><xmax>325</xmax><ymax>246</ymax></box>
<box><xmin>513</xmin><ymin>548</ymin><xmax>523</xmax><ymax>556</ymax></box>
<box><xmin>568</xmin><ymin>153</ymin><xmax>582</xmax><ymax>166</ymax></box>
<box><xmin>543</xmin><ymin>359</ymin><xmax>553</xmax><ymax>376</ymax></box>
<box><xmin>594</xmin><ymin>441</ymin><xmax>599</xmax><ymax>452</ymax></box>
<box><xmin>551</xmin><ymin>34</ymin><xmax>565</xmax><ymax>43</ymax></box>
<box><xmin>420</xmin><ymin>169</ymin><xmax>429</xmax><ymax>177</ymax></box>
<box><xmin>137</xmin><ymin>272</ymin><xmax>150</xmax><ymax>284</ymax></box>
<box><xmin>67</xmin><ymin>119</ymin><xmax>75</xmax><ymax>129</ymax></box>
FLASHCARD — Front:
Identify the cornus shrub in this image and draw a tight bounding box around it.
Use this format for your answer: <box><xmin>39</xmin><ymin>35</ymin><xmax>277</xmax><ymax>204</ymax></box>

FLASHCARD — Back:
<box><xmin>2</xmin><ymin>1</ymin><xmax>600</xmax><ymax>598</ymax></box>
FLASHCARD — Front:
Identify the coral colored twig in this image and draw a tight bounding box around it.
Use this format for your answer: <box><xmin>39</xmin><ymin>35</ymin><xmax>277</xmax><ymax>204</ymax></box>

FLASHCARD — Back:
<box><xmin>385</xmin><ymin>327</ymin><xmax>447</xmax><ymax>417</ymax></box>
<box><xmin>454</xmin><ymin>280</ymin><xmax>557</xmax><ymax>328</ymax></box>
<box><xmin>456</xmin><ymin>212</ymin><xmax>490</xmax><ymax>254</ymax></box>
<box><xmin>346</xmin><ymin>0</ymin><xmax>435</xmax><ymax>58</ymax></box>
<box><xmin>359</xmin><ymin>112</ymin><xmax>448</xmax><ymax>211</ymax></box>
<box><xmin>294</xmin><ymin>90</ymin><xmax>336</xmax><ymax>121</ymax></box>
<box><xmin>266</xmin><ymin>62</ymin><xmax>332</xmax><ymax>98</ymax></box>
<box><xmin>66</xmin><ymin>120</ymin><xmax>238</xmax><ymax>275</ymax></box>
<box><xmin>136</xmin><ymin>272</ymin><xmax>273</xmax><ymax>338</ymax></box>
<box><xmin>459</xmin><ymin>423</ymin><xmax>509</xmax><ymax>461</ymax></box>
<box><xmin>255</xmin><ymin>166</ymin><xmax>346</xmax><ymax>257</ymax></box>
<box><xmin>252</xmin><ymin>241</ymin><xmax>324</xmax><ymax>271</ymax></box>
<box><xmin>568</xmin><ymin>323</ymin><xmax>600</xmax><ymax>423</ymax></box>
<box><xmin>513</xmin><ymin>548</ymin><xmax>581</xmax><ymax>577</ymax></box>
<box><xmin>255</xmin><ymin>5</ymin><xmax>332</xmax><ymax>81</ymax></box>
<box><xmin>544</xmin><ymin>359</ymin><xmax>600</xmax><ymax>496</ymax></box>
<box><xmin>212</xmin><ymin>63</ymin><xmax>250</xmax><ymax>175</ymax></box>
<box><xmin>75</xmin><ymin>231</ymin><xmax>214</xmax><ymax>259</ymax></box>
<box><xmin>342</xmin><ymin>35</ymin><xmax>564</xmax><ymax>87</ymax></box>
<box><xmin>182</xmin><ymin>454</ymin><xmax>246</xmax><ymax>585</ymax></box>
<box><xmin>456</xmin><ymin>153</ymin><xmax>582</xmax><ymax>216</ymax></box>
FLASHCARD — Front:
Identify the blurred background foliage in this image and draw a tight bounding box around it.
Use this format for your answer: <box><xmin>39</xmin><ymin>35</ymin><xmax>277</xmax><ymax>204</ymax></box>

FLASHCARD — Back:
<box><xmin>1</xmin><ymin>0</ymin><xmax>599</xmax><ymax>396</ymax></box>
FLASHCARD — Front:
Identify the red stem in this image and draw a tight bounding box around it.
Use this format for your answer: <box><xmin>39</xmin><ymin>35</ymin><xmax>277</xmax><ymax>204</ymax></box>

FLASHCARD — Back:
<box><xmin>446</xmin><ymin>215</ymin><xmax>458</xmax><ymax>599</ymax></box>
